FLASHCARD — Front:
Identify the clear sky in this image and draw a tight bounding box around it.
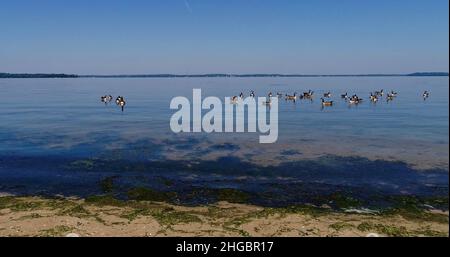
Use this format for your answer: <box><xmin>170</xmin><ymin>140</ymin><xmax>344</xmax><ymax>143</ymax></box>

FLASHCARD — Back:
<box><xmin>0</xmin><ymin>0</ymin><xmax>448</xmax><ymax>74</ymax></box>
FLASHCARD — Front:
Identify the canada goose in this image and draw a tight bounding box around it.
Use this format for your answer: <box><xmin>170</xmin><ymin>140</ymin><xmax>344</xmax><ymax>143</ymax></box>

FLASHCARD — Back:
<box><xmin>116</xmin><ymin>96</ymin><xmax>124</xmax><ymax>105</ymax></box>
<box><xmin>268</xmin><ymin>92</ymin><xmax>273</xmax><ymax>98</ymax></box>
<box><xmin>249</xmin><ymin>91</ymin><xmax>255</xmax><ymax>98</ymax></box>
<box><xmin>375</xmin><ymin>89</ymin><xmax>384</xmax><ymax>96</ymax></box>
<box><xmin>303</xmin><ymin>90</ymin><xmax>314</xmax><ymax>99</ymax></box>
<box><xmin>323</xmin><ymin>92</ymin><xmax>331</xmax><ymax>98</ymax></box>
<box><xmin>370</xmin><ymin>93</ymin><xmax>378</xmax><ymax>102</ymax></box>
<box><xmin>239</xmin><ymin>92</ymin><xmax>244</xmax><ymax>99</ymax></box>
<box><xmin>321</xmin><ymin>98</ymin><xmax>333</xmax><ymax>106</ymax></box>
<box><xmin>348</xmin><ymin>98</ymin><xmax>360</xmax><ymax>104</ymax></box>
<box><xmin>386</xmin><ymin>92</ymin><xmax>396</xmax><ymax>102</ymax></box>
<box><xmin>101</xmin><ymin>95</ymin><xmax>113</xmax><ymax>105</ymax></box>
<box><xmin>423</xmin><ymin>91</ymin><xmax>430</xmax><ymax>99</ymax></box>
<box><xmin>387</xmin><ymin>92</ymin><xmax>396</xmax><ymax>98</ymax></box>
<box><xmin>119</xmin><ymin>99</ymin><xmax>126</xmax><ymax>112</ymax></box>
<box><xmin>303</xmin><ymin>90</ymin><xmax>314</xmax><ymax>98</ymax></box>
<box><xmin>374</xmin><ymin>89</ymin><xmax>384</xmax><ymax>96</ymax></box>
<box><xmin>341</xmin><ymin>92</ymin><xmax>348</xmax><ymax>99</ymax></box>
<box><xmin>348</xmin><ymin>95</ymin><xmax>363</xmax><ymax>104</ymax></box>
<box><xmin>285</xmin><ymin>93</ymin><xmax>297</xmax><ymax>101</ymax></box>
<box><xmin>351</xmin><ymin>94</ymin><xmax>362</xmax><ymax>100</ymax></box>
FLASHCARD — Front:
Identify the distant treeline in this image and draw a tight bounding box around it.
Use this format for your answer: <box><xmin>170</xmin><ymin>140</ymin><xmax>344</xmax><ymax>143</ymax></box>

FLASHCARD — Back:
<box><xmin>406</xmin><ymin>72</ymin><xmax>449</xmax><ymax>77</ymax></box>
<box><xmin>80</xmin><ymin>72</ymin><xmax>449</xmax><ymax>78</ymax></box>
<box><xmin>0</xmin><ymin>73</ymin><xmax>78</xmax><ymax>78</ymax></box>
<box><xmin>1</xmin><ymin>72</ymin><xmax>448</xmax><ymax>78</ymax></box>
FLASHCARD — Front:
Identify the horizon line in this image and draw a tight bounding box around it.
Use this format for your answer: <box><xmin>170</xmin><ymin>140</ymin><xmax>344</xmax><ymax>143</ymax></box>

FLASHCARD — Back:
<box><xmin>1</xmin><ymin>71</ymin><xmax>449</xmax><ymax>78</ymax></box>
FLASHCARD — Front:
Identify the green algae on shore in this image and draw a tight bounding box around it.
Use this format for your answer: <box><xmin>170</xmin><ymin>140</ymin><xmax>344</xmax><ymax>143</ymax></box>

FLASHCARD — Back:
<box><xmin>0</xmin><ymin>195</ymin><xmax>448</xmax><ymax>237</ymax></box>
<box><xmin>127</xmin><ymin>187</ymin><xmax>178</xmax><ymax>202</ymax></box>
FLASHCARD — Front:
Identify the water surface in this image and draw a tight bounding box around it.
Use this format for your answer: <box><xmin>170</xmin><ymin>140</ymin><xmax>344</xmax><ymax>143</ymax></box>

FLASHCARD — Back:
<box><xmin>0</xmin><ymin>77</ymin><xmax>448</xmax><ymax>206</ymax></box>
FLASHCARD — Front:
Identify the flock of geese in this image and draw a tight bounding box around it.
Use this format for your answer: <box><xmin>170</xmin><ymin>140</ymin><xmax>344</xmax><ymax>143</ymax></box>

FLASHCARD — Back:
<box><xmin>230</xmin><ymin>89</ymin><xmax>431</xmax><ymax>107</ymax></box>
<box><xmin>100</xmin><ymin>95</ymin><xmax>126</xmax><ymax>111</ymax></box>
<box><xmin>100</xmin><ymin>90</ymin><xmax>431</xmax><ymax>111</ymax></box>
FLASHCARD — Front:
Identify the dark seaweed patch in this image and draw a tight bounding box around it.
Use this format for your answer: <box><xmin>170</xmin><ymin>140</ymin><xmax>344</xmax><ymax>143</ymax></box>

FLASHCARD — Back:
<box><xmin>0</xmin><ymin>154</ymin><xmax>448</xmax><ymax>210</ymax></box>
<box><xmin>127</xmin><ymin>187</ymin><xmax>177</xmax><ymax>202</ymax></box>
<box><xmin>280</xmin><ymin>150</ymin><xmax>302</xmax><ymax>156</ymax></box>
<box><xmin>209</xmin><ymin>143</ymin><xmax>240</xmax><ymax>151</ymax></box>
<box><xmin>99</xmin><ymin>176</ymin><xmax>117</xmax><ymax>193</ymax></box>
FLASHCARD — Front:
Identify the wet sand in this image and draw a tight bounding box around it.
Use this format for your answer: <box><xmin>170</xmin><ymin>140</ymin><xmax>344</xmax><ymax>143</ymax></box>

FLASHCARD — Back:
<box><xmin>0</xmin><ymin>196</ymin><xmax>448</xmax><ymax>237</ymax></box>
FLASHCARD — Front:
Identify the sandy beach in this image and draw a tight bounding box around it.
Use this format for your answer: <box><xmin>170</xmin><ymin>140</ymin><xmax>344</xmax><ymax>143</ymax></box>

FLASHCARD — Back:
<box><xmin>0</xmin><ymin>195</ymin><xmax>447</xmax><ymax>237</ymax></box>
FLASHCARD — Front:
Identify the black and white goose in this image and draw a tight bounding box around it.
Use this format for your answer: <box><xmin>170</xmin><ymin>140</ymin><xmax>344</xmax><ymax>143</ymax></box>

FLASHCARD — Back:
<box><xmin>101</xmin><ymin>96</ymin><xmax>107</xmax><ymax>104</ymax></box>
<box><xmin>370</xmin><ymin>93</ymin><xmax>378</xmax><ymax>102</ymax></box>
<box><xmin>118</xmin><ymin>97</ymin><xmax>126</xmax><ymax>112</ymax></box>
<box><xmin>101</xmin><ymin>95</ymin><xmax>113</xmax><ymax>105</ymax></box>
<box><xmin>303</xmin><ymin>90</ymin><xmax>314</xmax><ymax>99</ymax></box>
<box><xmin>374</xmin><ymin>89</ymin><xmax>384</xmax><ymax>97</ymax></box>
<box><xmin>386</xmin><ymin>93</ymin><xmax>395</xmax><ymax>102</ymax></box>
<box><xmin>348</xmin><ymin>95</ymin><xmax>363</xmax><ymax>104</ymax></box>
<box><xmin>116</xmin><ymin>96</ymin><xmax>124</xmax><ymax>105</ymax></box>
<box><xmin>389</xmin><ymin>90</ymin><xmax>398</xmax><ymax>97</ymax></box>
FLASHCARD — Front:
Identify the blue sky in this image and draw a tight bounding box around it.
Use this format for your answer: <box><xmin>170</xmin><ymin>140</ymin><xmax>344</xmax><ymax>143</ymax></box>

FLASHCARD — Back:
<box><xmin>0</xmin><ymin>0</ymin><xmax>448</xmax><ymax>74</ymax></box>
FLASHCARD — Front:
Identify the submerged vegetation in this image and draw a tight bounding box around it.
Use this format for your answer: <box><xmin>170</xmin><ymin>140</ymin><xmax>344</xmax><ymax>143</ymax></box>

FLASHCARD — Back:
<box><xmin>328</xmin><ymin>193</ymin><xmax>363</xmax><ymax>209</ymax></box>
<box><xmin>216</xmin><ymin>188</ymin><xmax>250</xmax><ymax>203</ymax></box>
<box><xmin>99</xmin><ymin>177</ymin><xmax>115</xmax><ymax>193</ymax></box>
<box><xmin>1</xmin><ymin>150</ymin><xmax>448</xmax><ymax>236</ymax></box>
<box><xmin>2</xmin><ymin>153</ymin><xmax>446</xmax><ymax>211</ymax></box>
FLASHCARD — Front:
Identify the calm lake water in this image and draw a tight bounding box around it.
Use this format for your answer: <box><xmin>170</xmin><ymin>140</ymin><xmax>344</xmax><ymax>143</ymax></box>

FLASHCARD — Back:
<box><xmin>0</xmin><ymin>77</ymin><xmax>448</xmax><ymax>206</ymax></box>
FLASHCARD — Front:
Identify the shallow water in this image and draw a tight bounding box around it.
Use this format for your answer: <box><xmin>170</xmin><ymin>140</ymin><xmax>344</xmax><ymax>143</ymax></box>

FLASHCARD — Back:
<box><xmin>0</xmin><ymin>77</ymin><xmax>448</xmax><ymax>205</ymax></box>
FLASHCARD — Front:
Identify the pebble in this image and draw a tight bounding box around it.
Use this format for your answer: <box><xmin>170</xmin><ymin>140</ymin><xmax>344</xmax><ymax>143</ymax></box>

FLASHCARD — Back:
<box><xmin>65</xmin><ymin>233</ymin><xmax>80</xmax><ymax>237</ymax></box>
